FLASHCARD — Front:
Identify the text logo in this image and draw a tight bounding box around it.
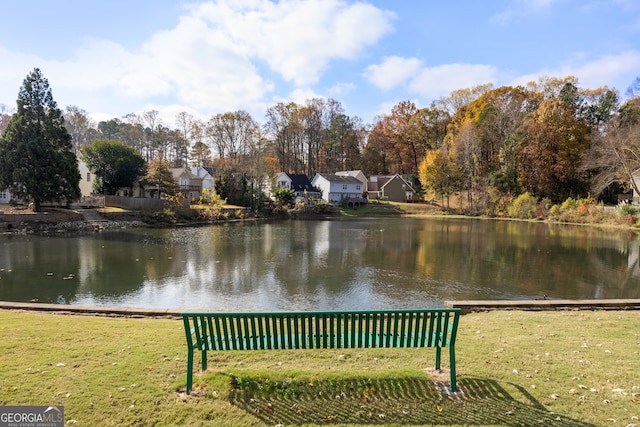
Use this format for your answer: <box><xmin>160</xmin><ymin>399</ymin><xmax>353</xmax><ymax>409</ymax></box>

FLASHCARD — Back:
<box><xmin>0</xmin><ymin>406</ymin><xmax>64</xmax><ymax>427</ymax></box>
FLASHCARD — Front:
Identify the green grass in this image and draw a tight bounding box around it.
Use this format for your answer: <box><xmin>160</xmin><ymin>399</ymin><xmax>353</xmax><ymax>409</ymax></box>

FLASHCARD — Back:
<box><xmin>339</xmin><ymin>203</ymin><xmax>405</xmax><ymax>217</ymax></box>
<box><xmin>0</xmin><ymin>310</ymin><xmax>638</xmax><ymax>426</ymax></box>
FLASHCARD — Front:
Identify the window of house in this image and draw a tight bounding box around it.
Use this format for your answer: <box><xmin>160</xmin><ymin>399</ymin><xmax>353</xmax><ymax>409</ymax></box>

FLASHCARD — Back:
<box><xmin>342</xmin><ymin>184</ymin><xmax>347</xmax><ymax>190</ymax></box>
<box><xmin>87</xmin><ymin>172</ymin><xmax>91</xmax><ymax>182</ymax></box>
<box><xmin>356</xmin><ymin>185</ymin><xmax>361</xmax><ymax>191</ymax></box>
<box><xmin>0</xmin><ymin>192</ymin><xmax>6</xmax><ymax>200</ymax></box>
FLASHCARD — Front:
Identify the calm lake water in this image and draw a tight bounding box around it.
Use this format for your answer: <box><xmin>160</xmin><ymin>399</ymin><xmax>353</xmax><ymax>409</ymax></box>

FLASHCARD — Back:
<box><xmin>0</xmin><ymin>217</ymin><xmax>639</xmax><ymax>311</ymax></box>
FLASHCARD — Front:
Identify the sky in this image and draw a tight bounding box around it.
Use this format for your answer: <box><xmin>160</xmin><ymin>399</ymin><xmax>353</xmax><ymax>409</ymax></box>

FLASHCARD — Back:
<box><xmin>1</xmin><ymin>0</ymin><xmax>639</xmax><ymax>128</ymax></box>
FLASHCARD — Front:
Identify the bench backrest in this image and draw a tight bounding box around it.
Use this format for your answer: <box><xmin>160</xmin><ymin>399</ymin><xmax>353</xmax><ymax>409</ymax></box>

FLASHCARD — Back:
<box><xmin>182</xmin><ymin>309</ymin><xmax>461</xmax><ymax>351</ymax></box>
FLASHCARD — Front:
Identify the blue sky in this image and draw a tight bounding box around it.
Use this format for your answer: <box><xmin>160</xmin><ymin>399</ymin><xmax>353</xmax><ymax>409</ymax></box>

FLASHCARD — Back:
<box><xmin>1</xmin><ymin>0</ymin><xmax>639</xmax><ymax>127</ymax></box>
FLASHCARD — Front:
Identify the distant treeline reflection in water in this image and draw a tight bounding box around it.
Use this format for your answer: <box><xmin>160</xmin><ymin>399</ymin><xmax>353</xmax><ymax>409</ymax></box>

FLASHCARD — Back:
<box><xmin>0</xmin><ymin>217</ymin><xmax>638</xmax><ymax>311</ymax></box>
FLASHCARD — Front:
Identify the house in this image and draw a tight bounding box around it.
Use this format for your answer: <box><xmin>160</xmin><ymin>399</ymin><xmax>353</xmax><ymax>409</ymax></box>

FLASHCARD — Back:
<box><xmin>335</xmin><ymin>170</ymin><xmax>368</xmax><ymax>188</ymax></box>
<box><xmin>311</xmin><ymin>173</ymin><xmax>366</xmax><ymax>203</ymax></box>
<box><xmin>191</xmin><ymin>166</ymin><xmax>215</xmax><ymax>198</ymax></box>
<box><xmin>78</xmin><ymin>159</ymin><xmax>98</xmax><ymax>198</ymax></box>
<box><xmin>368</xmin><ymin>174</ymin><xmax>416</xmax><ymax>202</ymax></box>
<box><xmin>171</xmin><ymin>167</ymin><xmax>203</xmax><ymax>201</ymax></box>
<box><xmin>272</xmin><ymin>172</ymin><xmax>321</xmax><ymax>201</ymax></box>
<box><xmin>0</xmin><ymin>189</ymin><xmax>12</xmax><ymax>205</ymax></box>
<box><xmin>630</xmin><ymin>169</ymin><xmax>640</xmax><ymax>204</ymax></box>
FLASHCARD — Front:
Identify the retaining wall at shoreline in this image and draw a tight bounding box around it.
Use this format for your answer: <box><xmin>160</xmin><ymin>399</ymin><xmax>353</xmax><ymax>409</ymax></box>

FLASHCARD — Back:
<box><xmin>1</xmin><ymin>299</ymin><xmax>639</xmax><ymax>318</ymax></box>
<box><xmin>446</xmin><ymin>299</ymin><xmax>640</xmax><ymax>313</ymax></box>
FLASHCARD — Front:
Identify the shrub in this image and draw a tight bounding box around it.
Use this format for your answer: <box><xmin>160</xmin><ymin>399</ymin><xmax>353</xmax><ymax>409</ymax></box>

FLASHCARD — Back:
<box><xmin>141</xmin><ymin>209</ymin><xmax>176</xmax><ymax>225</ymax></box>
<box><xmin>274</xmin><ymin>188</ymin><xmax>296</xmax><ymax>206</ymax></box>
<box><xmin>483</xmin><ymin>187</ymin><xmax>513</xmax><ymax>217</ymax></box>
<box><xmin>507</xmin><ymin>192</ymin><xmax>539</xmax><ymax>219</ymax></box>
<box><xmin>615</xmin><ymin>201</ymin><xmax>640</xmax><ymax>226</ymax></box>
<box><xmin>617</xmin><ymin>200</ymin><xmax>639</xmax><ymax>217</ymax></box>
<box><xmin>197</xmin><ymin>205</ymin><xmax>223</xmax><ymax>221</ymax></box>
<box><xmin>548</xmin><ymin>196</ymin><xmax>608</xmax><ymax>224</ymax></box>
<box><xmin>290</xmin><ymin>200</ymin><xmax>336</xmax><ymax>217</ymax></box>
<box><xmin>195</xmin><ymin>188</ymin><xmax>226</xmax><ymax>206</ymax></box>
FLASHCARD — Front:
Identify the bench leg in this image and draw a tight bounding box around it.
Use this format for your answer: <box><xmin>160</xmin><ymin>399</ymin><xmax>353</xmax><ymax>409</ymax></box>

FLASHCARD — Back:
<box><xmin>186</xmin><ymin>348</ymin><xmax>194</xmax><ymax>395</ymax></box>
<box><xmin>435</xmin><ymin>346</ymin><xmax>441</xmax><ymax>370</ymax></box>
<box><xmin>449</xmin><ymin>345</ymin><xmax>457</xmax><ymax>392</ymax></box>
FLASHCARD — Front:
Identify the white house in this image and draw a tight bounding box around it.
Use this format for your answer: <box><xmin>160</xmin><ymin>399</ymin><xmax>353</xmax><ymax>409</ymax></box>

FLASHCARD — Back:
<box><xmin>335</xmin><ymin>170</ymin><xmax>368</xmax><ymax>188</ymax></box>
<box><xmin>311</xmin><ymin>173</ymin><xmax>365</xmax><ymax>203</ymax></box>
<box><xmin>78</xmin><ymin>159</ymin><xmax>97</xmax><ymax>198</ymax></box>
<box><xmin>630</xmin><ymin>169</ymin><xmax>640</xmax><ymax>204</ymax></box>
<box><xmin>191</xmin><ymin>166</ymin><xmax>215</xmax><ymax>196</ymax></box>
<box><xmin>0</xmin><ymin>189</ymin><xmax>12</xmax><ymax>205</ymax></box>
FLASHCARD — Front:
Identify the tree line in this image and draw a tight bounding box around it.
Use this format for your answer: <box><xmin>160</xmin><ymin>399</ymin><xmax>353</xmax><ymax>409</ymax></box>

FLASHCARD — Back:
<box><xmin>54</xmin><ymin>75</ymin><xmax>640</xmax><ymax>208</ymax></box>
<box><xmin>1</xmin><ymin>68</ymin><xmax>640</xmax><ymax>212</ymax></box>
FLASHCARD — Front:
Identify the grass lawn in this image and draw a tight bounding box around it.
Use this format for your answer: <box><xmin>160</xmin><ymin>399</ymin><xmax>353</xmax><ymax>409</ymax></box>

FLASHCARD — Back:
<box><xmin>0</xmin><ymin>309</ymin><xmax>638</xmax><ymax>426</ymax></box>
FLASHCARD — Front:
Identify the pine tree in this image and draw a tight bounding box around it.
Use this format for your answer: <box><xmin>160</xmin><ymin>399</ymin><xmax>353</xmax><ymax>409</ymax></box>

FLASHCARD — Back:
<box><xmin>0</xmin><ymin>68</ymin><xmax>80</xmax><ymax>211</ymax></box>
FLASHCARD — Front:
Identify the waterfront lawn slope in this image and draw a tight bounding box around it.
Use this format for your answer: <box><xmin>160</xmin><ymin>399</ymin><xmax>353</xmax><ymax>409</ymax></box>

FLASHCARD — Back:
<box><xmin>0</xmin><ymin>310</ymin><xmax>637</xmax><ymax>426</ymax></box>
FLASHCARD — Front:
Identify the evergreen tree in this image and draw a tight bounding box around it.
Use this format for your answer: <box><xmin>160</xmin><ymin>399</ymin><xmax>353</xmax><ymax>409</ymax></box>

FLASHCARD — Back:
<box><xmin>0</xmin><ymin>68</ymin><xmax>80</xmax><ymax>211</ymax></box>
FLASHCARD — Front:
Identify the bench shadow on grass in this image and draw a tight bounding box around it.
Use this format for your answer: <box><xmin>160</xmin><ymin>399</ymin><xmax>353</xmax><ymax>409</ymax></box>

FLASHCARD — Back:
<box><xmin>229</xmin><ymin>376</ymin><xmax>595</xmax><ymax>426</ymax></box>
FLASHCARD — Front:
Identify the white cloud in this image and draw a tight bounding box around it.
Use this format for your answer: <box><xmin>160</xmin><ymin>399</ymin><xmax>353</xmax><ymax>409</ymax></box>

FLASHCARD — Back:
<box><xmin>364</xmin><ymin>56</ymin><xmax>423</xmax><ymax>90</ymax></box>
<box><xmin>511</xmin><ymin>50</ymin><xmax>640</xmax><ymax>92</ymax></box>
<box><xmin>0</xmin><ymin>48</ymin><xmax>48</xmax><ymax>104</ymax></box>
<box><xmin>365</xmin><ymin>56</ymin><xmax>498</xmax><ymax>100</ymax></box>
<box><xmin>194</xmin><ymin>0</ymin><xmax>394</xmax><ymax>86</ymax></box>
<box><xmin>0</xmin><ymin>0</ymin><xmax>393</xmax><ymax>121</ymax></box>
<box><xmin>490</xmin><ymin>0</ymin><xmax>559</xmax><ymax>24</ymax></box>
<box><xmin>327</xmin><ymin>82</ymin><xmax>355</xmax><ymax>97</ymax></box>
<box><xmin>567</xmin><ymin>51</ymin><xmax>640</xmax><ymax>90</ymax></box>
<box><xmin>409</xmin><ymin>64</ymin><xmax>498</xmax><ymax>99</ymax></box>
<box><xmin>284</xmin><ymin>87</ymin><xmax>324</xmax><ymax>105</ymax></box>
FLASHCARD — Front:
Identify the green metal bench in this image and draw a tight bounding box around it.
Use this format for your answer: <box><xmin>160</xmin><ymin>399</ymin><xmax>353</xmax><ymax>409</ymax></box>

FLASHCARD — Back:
<box><xmin>182</xmin><ymin>308</ymin><xmax>461</xmax><ymax>394</ymax></box>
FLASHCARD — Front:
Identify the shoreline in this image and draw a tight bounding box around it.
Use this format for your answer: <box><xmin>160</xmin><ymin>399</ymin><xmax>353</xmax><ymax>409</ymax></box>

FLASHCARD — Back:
<box><xmin>1</xmin><ymin>299</ymin><xmax>639</xmax><ymax>318</ymax></box>
<box><xmin>2</xmin><ymin>202</ymin><xmax>640</xmax><ymax>235</ymax></box>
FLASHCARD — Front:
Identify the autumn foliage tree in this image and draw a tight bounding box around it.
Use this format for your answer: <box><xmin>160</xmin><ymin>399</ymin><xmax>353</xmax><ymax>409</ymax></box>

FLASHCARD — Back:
<box><xmin>418</xmin><ymin>138</ymin><xmax>462</xmax><ymax>208</ymax></box>
<box><xmin>519</xmin><ymin>98</ymin><xmax>590</xmax><ymax>202</ymax></box>
<box><xmin>143</xmin><ymin>159</ymin><xmax>177</xmax><ymax>199</ymax></box>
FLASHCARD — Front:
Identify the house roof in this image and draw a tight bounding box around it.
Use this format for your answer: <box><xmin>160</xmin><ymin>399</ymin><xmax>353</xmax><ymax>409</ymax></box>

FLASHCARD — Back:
<box><xmin>171</xmin><ymin>168</ymin><xmax>198</xmax><ymax>180</ymax></box>
<box><xmin>287</xmin><ymin>174</ymin><xmax>316</xmax><ymax>191</ymax></box>
<box><xmin>316</xmin><ymin>173</ymin><xmax>363</xmax><ymax>184</ymax></box>
<box><xmin>191</xmin><ymin>166</ymin><xmax>215</xmax><ymax>179</ymax></box>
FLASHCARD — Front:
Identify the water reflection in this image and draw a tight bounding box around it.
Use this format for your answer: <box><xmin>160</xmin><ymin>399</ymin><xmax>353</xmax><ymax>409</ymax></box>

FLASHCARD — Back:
<box><xmin>0</xmin><ymin>218</ymin><xmax>638</xmax><ymax>311</ymax></box>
